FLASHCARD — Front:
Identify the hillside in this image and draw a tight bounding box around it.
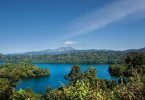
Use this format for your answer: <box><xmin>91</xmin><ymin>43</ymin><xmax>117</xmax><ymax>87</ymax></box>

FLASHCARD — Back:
<box><xmin>1</xmin><ymin>47</ymin><xmax>145</xmax><ymax>64</ymax></box>
<box><xmin>126</xmin><ymin>47</ymin><xmax>145</xmax><ymax>53</ymax></box>
<box><xmin>24</xmin><ymin>47</ymin><xmax>75</xmax><ymax>55</ymax></box>
<box><xmin>23</xmin><ymin>47</ymin><xmax>145</xmax><ymax>55</ymax></box>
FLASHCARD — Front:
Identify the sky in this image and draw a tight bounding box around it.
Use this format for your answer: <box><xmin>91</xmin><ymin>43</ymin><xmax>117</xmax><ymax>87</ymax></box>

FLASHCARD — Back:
<box><xmin>0</xmin><ymin>0</ymin><xmax>145</xmax><ymax>54</ymax></box>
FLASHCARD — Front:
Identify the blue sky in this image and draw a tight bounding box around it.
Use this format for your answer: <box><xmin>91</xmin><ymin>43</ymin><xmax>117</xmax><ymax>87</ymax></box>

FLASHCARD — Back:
<box><xmin>0</xmin><ymin>0</ymin><xmax>145</xmax><ymax>54</ymax></box>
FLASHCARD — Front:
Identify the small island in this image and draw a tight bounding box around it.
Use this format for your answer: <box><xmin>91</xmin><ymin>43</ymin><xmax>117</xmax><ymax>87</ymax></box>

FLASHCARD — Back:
<box><xmin>0</xmin><ymin>63</ymin><xmax>49</xmax><ymax>99</ymax></box>
<box><xmin>0</xmin><ymin>0</ymin><xmax>145</xmax><ymax>99</ymax></box>
<box><xmin>0</xmin><ymin>52</ymin><xmax>145</xmax><ymax>99</ymax></box>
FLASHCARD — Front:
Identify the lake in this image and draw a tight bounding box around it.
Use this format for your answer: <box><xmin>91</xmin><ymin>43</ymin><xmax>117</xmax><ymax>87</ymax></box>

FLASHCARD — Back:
<box><xmin>16</xmin><ymin>64</ymin><xmax>118</xmax><ymax>94</ymax></box>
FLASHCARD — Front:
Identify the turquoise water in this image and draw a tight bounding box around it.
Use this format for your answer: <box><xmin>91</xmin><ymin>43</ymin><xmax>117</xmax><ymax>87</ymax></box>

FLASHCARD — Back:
<box><xmin>0</xmin><ymin>62</ymin><xmax>4</xmax><ymax>65</ymax></box>
<box><xmin>16</xmin><ymin>64</ymin><xmax>118</xmax><ymax>94</ymax></box>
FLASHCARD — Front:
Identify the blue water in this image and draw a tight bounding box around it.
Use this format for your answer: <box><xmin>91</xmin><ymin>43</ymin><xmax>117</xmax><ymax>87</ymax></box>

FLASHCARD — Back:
<box><xmin>0</xmin><ymin>62</ymin><xmax>4</xmax><ymax>65</ymax></box>
<box><xmin>16</xmin><ymin>64</ymin><xmax>118</xmax><ymax>94</ymax></box>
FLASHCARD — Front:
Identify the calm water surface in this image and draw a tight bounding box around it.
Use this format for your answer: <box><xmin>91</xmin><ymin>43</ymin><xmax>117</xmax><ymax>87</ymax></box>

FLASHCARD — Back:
<box><xmin>0</xmin><ymin>62</ymin><xmax>4</xmax><ymax>65</ymax></box>
<box><xmin>16</xmin><ymin>64</ymin><xmax>118</xmax><ymax>94</ymax></box>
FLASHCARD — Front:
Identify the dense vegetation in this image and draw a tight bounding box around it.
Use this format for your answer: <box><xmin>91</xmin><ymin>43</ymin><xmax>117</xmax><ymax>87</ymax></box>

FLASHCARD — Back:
<box><xmin>41</xmin><ymin>64</ymin><xmax>145</xmax><ymax>100</ymax></box>
<box><xmin>109</xmin><ymin>52</ymin><xmax>145</xmax><ymax>77</ymax></box>
<box><xmin>0</xmin><ymin>54</ymin><xmax>3</xmax><ymax>62</ymax></box>
<box><xmin>0</xmin><ymin>63</ymin><xmax>49</xmax><ymax>100</ymax></box>
<box><xmin>0</xmin><ymin>79</ymin><xmax>42</xmax><ymax>100</ymax></box>
<box><xmin>2</xmin><ymin>50</ymin><xmax>126</xmax><ymax>64</ymax></box>
<box><xmin>41</xmin><ymin>52</ymin><xmax>145</xmax><ymax>100</ymax></box>
<box><xmin>1</xmin><ymin>65</ymin><xmax>145</xmax><ymax>100</ymax></box>
<box><xmin>0</xmin><ymin>63</ymin><xmax>49</xmax><ymax>81</ymax></box>
<box><xmin>0</xmin><ymin>52</ymin><xmax>145</xmax><ymax>100</ymax></box>
<box><xmin>109</xmin><ymin>64</ymin><xmax>128</xmax><ymax>76</ymax></box>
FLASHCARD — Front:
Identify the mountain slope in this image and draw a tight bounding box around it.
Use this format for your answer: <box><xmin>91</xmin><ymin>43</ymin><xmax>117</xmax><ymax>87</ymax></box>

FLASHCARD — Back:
<box><xmin>139</xmin><ymin>47</ymin><xmax>145</xmax><ymax>53</ymax></box>
<box><xmin>125</xmin><ymin>47</ymin><xmax>145</xmax><ymax>53</ymax></box>
<box><xmin>25</xmin><ymin>47</ymin><xmax>75</xmax><ymax>55</ymax></box>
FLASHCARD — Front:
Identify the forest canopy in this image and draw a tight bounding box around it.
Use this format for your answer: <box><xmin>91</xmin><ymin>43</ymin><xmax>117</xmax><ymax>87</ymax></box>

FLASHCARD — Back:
<box><xmin>0</xmin><ymin>63</ymin><xmax>49</xmax><ymax>81</ymax></box>
<box><xmin>0</xmin><ymin>52</ymin><xmax>145</xmax><ymax>99</ymax></box>
<box><xmin>1</xmin><ymin>51</ymin><xmax>126</xmax><ymax>64</ymax></box>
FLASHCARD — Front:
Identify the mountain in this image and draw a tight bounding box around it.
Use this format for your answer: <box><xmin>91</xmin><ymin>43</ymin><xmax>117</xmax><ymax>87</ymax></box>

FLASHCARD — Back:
<box><xmin>125</xmin><ymin>47</ymin><xmax>145</xmax><ymax>53</ymax></box>
<box><xmin>55</xmin><ymin>47</ymin><xmax>75</xmax><ymax>52</ymax></box>
<box><xmin>25</xmin><ymin>47</ymin><xmax>75</xmax><ymax>55</ymax></box>
<box><xmin>2</xmin><ymin>47</ymin><xmax>145</xmax><ymax>64</ymax></box>
<box><xmin>139</xmin><ymin>47</ymin><xmax>145</xmax><ymax>53</ymax></box>
<box><xmin>6</xmin><ymin>47</ymin><xmax>145</xmax><ymax>55</ymax></box>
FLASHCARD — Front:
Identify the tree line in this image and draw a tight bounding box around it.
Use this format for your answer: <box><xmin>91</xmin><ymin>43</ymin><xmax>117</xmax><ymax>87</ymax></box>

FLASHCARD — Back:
<box><xmin>0</xmin><ymin>63</ymin><xmax>49</xmax><ymax>100</ymax></box>
<box><xmin>1</xmin><ymin>51</ymin><xmax>126</xmax><ymax>64</ymax></box>
<box><xmin>109</xmin><ymin>52</ymin><xmax>145</xmax><ymax>77</ymax></box>
<box><xmin>0</xmin><ymin>52</ymin><xmax>145</xmax><ymax>99</ymax></box>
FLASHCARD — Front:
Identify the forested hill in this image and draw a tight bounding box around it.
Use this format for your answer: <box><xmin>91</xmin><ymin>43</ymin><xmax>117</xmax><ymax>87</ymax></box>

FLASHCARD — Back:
<box><xmin>24</xmin><ymin>47</ymin><xmax>75</xmax><ymax>55</ymax></box>
<box><xmin>0</xmin><ymin>54</ymin><xmax>4</xmax><ymax>62</ymax></box>
<box><xmin>17</xmin><ymin>47</ymin><xmax>145</xmax><ymax>55</ymax></box>
<box><xmin>125</xmin><ymin>47</ymin><xmax>145</xmax><ymax>53</ymax></box>
<box><xmin>1</xmin><ymin>47</ymin><xmax>145</xmax><ymax>64</ymax></box>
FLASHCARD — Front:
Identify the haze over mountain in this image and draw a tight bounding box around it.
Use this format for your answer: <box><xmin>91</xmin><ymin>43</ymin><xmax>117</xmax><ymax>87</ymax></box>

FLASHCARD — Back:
<box><xmin>2</xmin><ymin>46</ymin><xmax>145</xmax><ymax>65</ymax></box>
<box><xmin>19</xmin><ymin>47</ymin><xmax>145</xmax><ymax>55</ymax></box>
<box><xmin>126</xmin><ymin>47</ymin><xmax>145</xmax><ymax>53</ymax></box>
<box><xmin>25</xmin><ymin>47</ymin><xmax>76</xmax><ymax>55</ymax></box>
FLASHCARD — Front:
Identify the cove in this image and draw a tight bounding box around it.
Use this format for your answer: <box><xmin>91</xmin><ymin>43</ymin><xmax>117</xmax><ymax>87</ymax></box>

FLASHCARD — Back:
<box><xmin>16</xmin><ymin>64</ymin><xmax>118</xmax><ymax>94</ymax></box>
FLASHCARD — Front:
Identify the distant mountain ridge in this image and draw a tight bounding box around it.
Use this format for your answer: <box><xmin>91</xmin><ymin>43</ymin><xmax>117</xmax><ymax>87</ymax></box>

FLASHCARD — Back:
<box><xmin>138</xmin><ymin>47</ymin><xmax>145</xmax><ymax>53</ymax></box>
<box><xmin>25</xmin><ymin>47</ymin><xmax>75</xmax><ymax>55</ymax></box>
<box><xmin>24</xmin><ymin>47</ymin><xmax>145</xmax><ymax>55</ymax></box>
<box><xmin>5</xmin><ymin>47</ymin><xmax>145</xmax><ymax>55</ymax></box>
<box><xmin>1</xmin><ymin>47</ymin><xmax>145</xmax><ymax>64</ymax></box>
<box><xmin>126</xmin><ymin>47</ymin><xmax>145</xmax><ymax>53</ymax></box>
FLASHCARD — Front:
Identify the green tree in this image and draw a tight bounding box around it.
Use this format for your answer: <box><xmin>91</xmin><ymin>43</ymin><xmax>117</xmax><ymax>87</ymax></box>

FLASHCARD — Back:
<box><xmin>65</xmin><ymin>65</ymin><xmax>83</xmax><ymax>83</ymax></box>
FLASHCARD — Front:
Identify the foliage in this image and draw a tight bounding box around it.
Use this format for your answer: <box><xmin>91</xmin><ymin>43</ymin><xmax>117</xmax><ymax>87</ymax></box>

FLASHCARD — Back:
<box><xmin>0</xmin><ymin>63</ymin><xmax>49</xmax><ymax>100</ymax></box>
<box><xmin>42</xmin><ymin>66</ymin><xmax>108</xmax><ymax>100</ymax></box>
<box><xmin>109</xmin><ymin>64</ymin><xmax>128</xmax><ymax>76</ymax></box>
<box><xmin>1</xmin><ymin>52</ymin><xmax>145</xmax><ymax>99</ymax></box>
<box><xmin>0</xmin><ymin>78</ymin><xmax>14</xmax><ymax>100</ymax></box>
<box><xmin>42</xmin><ymin>63</ymin><xmax>145</xmax><ymax>100</ymax></box>
<box><xmin>109</xmin><ymin>52</ymin><xmax>145</xmax><ymax>77</ymax></box>
<box><xmin>2</xmin><ymin>50</ymin><xmax>126</xmax><ymax>64</ymax></box>
<box><xmin>110</xmin><ymin>75</ymin><xmax>145</xmax><ymax>100</ymax></box>
<box><xmin>64</xmin><ymin>65</ymin><xmax>83</xmax><ymax>83</ymax></box>
<box><xmin>125</xmin><ymin>52</ymin><xmax>145</xmax><ymax>68</ymax></box>
<box><xmin>11</xmin><ymin>88</ymin><xmax>41</xmax><ymax>100</ymax></box>
<box><xmin>0</xmin><ymin>64</ymin><xmax>145</xmax><ymax>100</ymax></box>
<box><xmin>0</xmin><ymin>63</ymin><xmax>49</xmax><ymax>81</ymax></box>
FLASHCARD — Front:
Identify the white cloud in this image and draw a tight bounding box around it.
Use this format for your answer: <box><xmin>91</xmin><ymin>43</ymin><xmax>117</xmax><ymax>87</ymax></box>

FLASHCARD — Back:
<box><xmin>58</xmin><ymin>0</ymin><xmax>145</xmax><ymax>41</ymax></box>
<box><xmin>64</xmin><ymin>41</ymin><xmax>79</xmax><ymax>45</ymax></box>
